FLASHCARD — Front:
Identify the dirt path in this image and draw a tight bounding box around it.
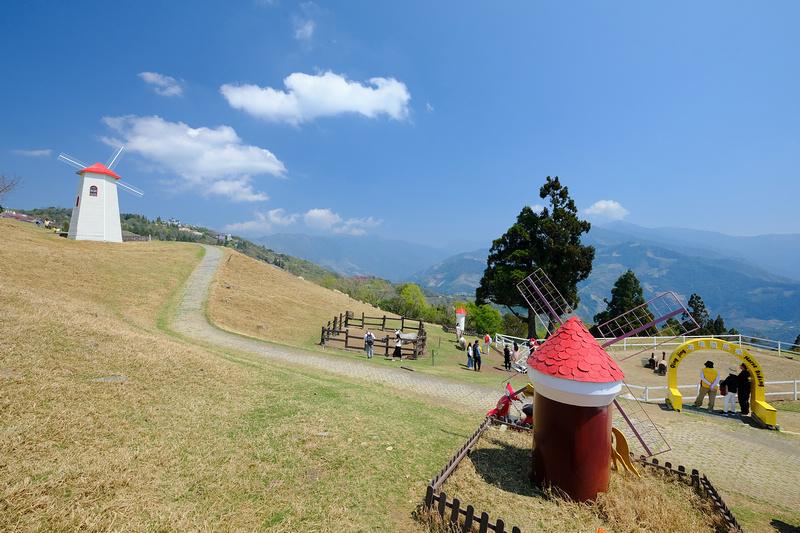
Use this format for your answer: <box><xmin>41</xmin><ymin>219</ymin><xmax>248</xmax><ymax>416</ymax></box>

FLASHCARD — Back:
<box><xmin>171</xmin><ymin>245</ymin><xmax>800</xmax><ymax>513</ymax></box>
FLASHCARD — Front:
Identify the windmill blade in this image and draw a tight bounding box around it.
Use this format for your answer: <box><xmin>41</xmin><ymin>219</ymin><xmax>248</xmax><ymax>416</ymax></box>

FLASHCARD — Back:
<box><xmin>516</xmin><ymin>267</ymin><xmax>673</xmax><ymax>461</ymax></box>
<box><xmin>58</xmin><ymin>153</ymin><xmax>89</xmax><ymax>170</ymax></box>
<box><xmin>597</xmin><ymin>291</ymin><xmax>701</xmax><ymax>361</ymax></box>
<box><xmin>106</xmin><ymin>146</ymin><xmax>124</xmax><ymax>170</ymax></box>
<box><xmin>613</xmin><ymin>389</ymin><xmax>671</xmax><ymax>460</ymax></box>
<box><xmin>117</xmin><ymin>180</ymin><xmax>144</xmax><ymax>198</ymax></box>
<box><xmin>516</xmin><ymin>268</ymin><xmax>577</xmax><ymax>336</ymax></box>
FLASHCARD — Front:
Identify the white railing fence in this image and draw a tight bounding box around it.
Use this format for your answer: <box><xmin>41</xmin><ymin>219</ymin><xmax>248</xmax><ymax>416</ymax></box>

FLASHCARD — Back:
<box><xmin>626</xmin><ymin>381</ymin><xmax>800</xmax><ymax>403</ymax></box>
<box><xmin>492</xmin><ymin>332</ymin><xmax>800</xmax><ymax>403</ymax></box>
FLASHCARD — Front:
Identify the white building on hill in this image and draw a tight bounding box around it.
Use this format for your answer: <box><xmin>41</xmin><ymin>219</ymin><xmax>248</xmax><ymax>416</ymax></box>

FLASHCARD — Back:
<box><xmin>67</xmin><ymin>163</ymin><xmax>123</xmax><ymax>243</ymax></box>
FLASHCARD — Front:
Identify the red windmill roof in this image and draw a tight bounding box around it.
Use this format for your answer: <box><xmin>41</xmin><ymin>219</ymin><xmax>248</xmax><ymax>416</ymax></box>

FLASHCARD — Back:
<box><xmin>77</xmin><ymin>163</ymin><xmax>121</xmax><ymax>180</ymax></box>
<box><xmin>527</xmin><ymin>316</ymin><xmax>624</xmax><ymax>383</ymax></box>
<box><xmin>455</xmin><ymin>307</ymin><xmax>467</xmax><ymax>314</ymax></box>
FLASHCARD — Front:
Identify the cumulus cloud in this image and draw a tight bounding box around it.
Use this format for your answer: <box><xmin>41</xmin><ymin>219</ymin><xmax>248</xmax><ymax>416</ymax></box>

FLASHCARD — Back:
<box><xmin>221</xmin><ymin>71</ymin><xmax>411</xmax><ymax>126</ymax></box>
<box><xmin>138</xmin><ymin>72</ymin><xmax>183</xmax><ymax>97</ymax></box>
<box><xmin>303</xmin><ymin>208</ymin><xmax>381</xmax><ymax>235</ymax></box>
<box><xmin>101</xmin><ymin>115</ymin><xmax>286</xmax><ymax>202</ymax></box>
<box><xmin>224</xmin><ymin>208</ymin><xmax>299</xmax><ymax>233</ymax></box>
<box><xmin>13</xmin><ymin>149</ymin><xmax>51</xmax><ymax>157</ymax></box>
<box><xmin>584</xmin><ymin>200</ymin><xmax>630</xmax><ymax>221</ymax></box>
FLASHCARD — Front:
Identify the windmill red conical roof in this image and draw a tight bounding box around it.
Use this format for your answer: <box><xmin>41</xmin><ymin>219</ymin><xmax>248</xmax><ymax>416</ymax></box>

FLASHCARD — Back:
<box><xmin>455</xmin><ymin>307</ymin><xmax>467</xmax><ymax>314</ymax></box>
<box><xmin>78</xmin><ymin>163</ymin><xmax>121</xmax><ymax>180</ymax></box>
<box><xmin>526</xmin><ymin>316</ymin><xmax>624</xmax><ymax>383</ymax></box>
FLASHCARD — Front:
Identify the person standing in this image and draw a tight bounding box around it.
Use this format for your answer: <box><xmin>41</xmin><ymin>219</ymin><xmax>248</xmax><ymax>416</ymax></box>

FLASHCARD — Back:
<box><xmin>511</xmin><ymin>341</ymin><xmax>520</xmax><ymax>369</ymax></box>
<box><xmin>738</xmin><ymin>363</ymin><xmax>752</xmax><ymax>415</ymax></box>
<box><xmin>693</xmin><ymin>361</ymin><xmax>719</xmax><ymax>412</ymax></box>
<box><xmin>364</xmin><ymin>330</ymin><xmax>375</xmax><ymax>359</ymax></box>
<box><xmin>503</xmin><ymin>344</ymin><xmax>512</xmax><ymax>371</ymax></box>
<box><xmin>473</xmin><ymin>340</ymin><xmax>482</xmax><ymax>371</ymax></box>
<box><xmin>392</xmin><ymin>333</ymin><xmax>402</xmax><ymax>362</ymax></box>
<box><xmin>466</xmin><ymin>342</ymin><xmax>473</xmax><ymax>369</ymax></box>
<box><xmin>484</xmin><ymin>333</ymin><xmax>491</xmax><ymax>355</ymax></box>
<box><xmin>720</xmin><ymin>371</ymin><xmax>738</xmax><ymax>415</ymax></box>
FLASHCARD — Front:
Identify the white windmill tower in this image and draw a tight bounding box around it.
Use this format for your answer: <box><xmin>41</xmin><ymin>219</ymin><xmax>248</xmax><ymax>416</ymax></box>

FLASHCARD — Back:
<box><xmin>58</xmin><ymin>147</ymin><xmax>143</xmax><ymax>243</ymax></box>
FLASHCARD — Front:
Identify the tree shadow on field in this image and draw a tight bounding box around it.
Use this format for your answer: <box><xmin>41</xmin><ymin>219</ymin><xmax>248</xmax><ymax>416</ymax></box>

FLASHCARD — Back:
<box><xmin>770</xmin><ymin>519</ymin><xmax>800</xmax><ymax>532</ymax></box>
<box><xmin>468</xmin><ymin>434</ymin><xmax>543</xmax><ymax>498</ymax></box>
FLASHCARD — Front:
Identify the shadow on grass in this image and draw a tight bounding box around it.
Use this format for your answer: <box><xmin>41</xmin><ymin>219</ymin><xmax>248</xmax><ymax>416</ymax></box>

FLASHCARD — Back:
<box><xmin>770</xmin><ymin>519</ymin><xmax>800</xmax><ymax>532</ymax></box>
<box><xmin>467</xmin><ymin>434</ymin><xmax>545</xmax><ymax>498</ymax></box>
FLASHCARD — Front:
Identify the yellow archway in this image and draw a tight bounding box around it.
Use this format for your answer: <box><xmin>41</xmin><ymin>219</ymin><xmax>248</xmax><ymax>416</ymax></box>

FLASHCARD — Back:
<box><xmin>666</xmin><ymin>338</ymin><xmax>776</xmax><ymax>426</ymax></box>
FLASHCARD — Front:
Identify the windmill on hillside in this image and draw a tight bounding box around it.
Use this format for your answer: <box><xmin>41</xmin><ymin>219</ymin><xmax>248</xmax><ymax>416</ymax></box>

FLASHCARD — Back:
<box><xmin>58</xmin><ymin>147</ymin><xmax>143</xmax><ymax>243</ymax></box>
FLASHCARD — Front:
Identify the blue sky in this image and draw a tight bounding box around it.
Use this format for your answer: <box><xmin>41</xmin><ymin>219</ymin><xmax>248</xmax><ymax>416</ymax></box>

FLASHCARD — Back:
<box><xmin>2</xmin><ymin>1</ymin><xmax>799</xmax><ymax>249</ymax></box>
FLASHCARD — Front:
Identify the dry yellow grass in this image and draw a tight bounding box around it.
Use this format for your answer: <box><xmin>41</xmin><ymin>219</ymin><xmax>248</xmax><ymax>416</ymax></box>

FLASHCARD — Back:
<box><xmin>2</xmin><ymin>218</ymin><xmax>797</xmax><ymax>532</ymax></box>
<box><xmin>436</xmin><ymin>426</ymin><xmax>725</xmax><ymax>533</ymax></box>
<box><xmin>208</xmin><ymin>248</ymin><xmax>392</xmax><ymax>347</ymax></box>
<box><xmin>0</xmin><ymin>219</ymin><xmax>476</xmax><ymax>531</ymax></box>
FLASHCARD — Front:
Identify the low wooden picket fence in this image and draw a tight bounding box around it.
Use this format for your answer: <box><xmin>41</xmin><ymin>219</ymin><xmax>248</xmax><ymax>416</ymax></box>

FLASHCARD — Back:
<box><xmin>423</xmin><ymin>417</ymin><xmax>745</xmax><ymax>533</ymax></box>
<box><xmin>425</xmin><ymin>417</ymin><xmax>522</xmax><ymax>533</ymax></box>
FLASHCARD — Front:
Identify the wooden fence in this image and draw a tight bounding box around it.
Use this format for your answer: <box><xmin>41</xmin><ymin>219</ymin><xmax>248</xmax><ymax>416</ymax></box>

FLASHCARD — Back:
<box><xmin>425</xmin><ymin>417</ymin><xmax>522</xmax><ymax>533</ymax></box>
<box><xmin>320</xmin><ymin>311</ymin><xmax>427</xmax><ymax>359</ymax></box>
<box><xmin>638</xmin><ymin>457</ymin><xmax>744</xmax><ymax>532</ymax></box>
<box><xmin>424</xmin><ymin>417</ymin><xmax>743</xmax><ymax>533</ymax></box>
<box><xmin>344</xmin><ymin>311</ymin><xmax>424</xmax><ymax>334</ymax></box>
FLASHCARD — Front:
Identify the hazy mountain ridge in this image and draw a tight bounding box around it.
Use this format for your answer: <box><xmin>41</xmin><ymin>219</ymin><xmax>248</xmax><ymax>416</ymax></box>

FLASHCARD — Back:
<box><xmin>253</xmin><ymin>233</ymin><xmax>453</xmax><ymax>281</ymax></box>
<box><xmin>253</xmin><ymin>226</ymin><xmax>800</xmax><ymax>343</ymax></box>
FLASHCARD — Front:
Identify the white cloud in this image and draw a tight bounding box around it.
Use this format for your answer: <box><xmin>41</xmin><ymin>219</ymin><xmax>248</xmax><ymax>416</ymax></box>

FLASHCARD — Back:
<box><xmin>138</xmin><ymin>72</ymin><xmax>183</xmax><ymax>97</ymax></box>
<box><xmin>530</xmin><ymin>204</ymin><xmax>545</xmax><ymax>214</ymax></box>
<box><xmin>303</xmin><ymin>208</ymin><xmax>381</xmax><ymax>235</ymax></box>
<box><xmin>584</xmin><ymin>199</ymin><xmax>630</xmax><ymax>221</ymax></box>
<box><xmin>221</xmin><ymin>71</ymin><xmax>411</xmax><ymax>126</ymax></box>
<box><xmin>224</xmin><ymin>208</ymin><xmax>299</xmax><ymax>233</ymax></box>
<box><xmin>101</xmin><ymin>115</ymin><xmax>286</xmax><ymax>202</ymax></box>
<box><xmin>304</xmin><ymin>208</ymin><xmax>341</xmax><ymax>229</ymax></box>
<box><xmin>13</xmin><ymin>149</ymin><xmax>51</xmax><ymax>157</ymax></box>
<box><xmin>294</xmin><ymin>19</ymin><xmax>315</xmax><ymax>40</ymax></box>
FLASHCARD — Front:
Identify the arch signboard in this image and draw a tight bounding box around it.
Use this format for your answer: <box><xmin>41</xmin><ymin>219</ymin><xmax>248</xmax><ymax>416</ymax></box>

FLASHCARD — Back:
<box><xmin>666</xmin><ymin>338</ymin><xmax>776</xmax><ymax>426</ymax></box>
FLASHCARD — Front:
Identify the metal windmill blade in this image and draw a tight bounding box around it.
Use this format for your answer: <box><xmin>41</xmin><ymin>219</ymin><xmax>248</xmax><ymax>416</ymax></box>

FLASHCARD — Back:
<box><xmin>58</xmin><ymin>153</ymin><xmax>89</xmax><ymax>170</ymax></box>
<box><xmin>58</xmin><ymin>148</ymin><xmax>144</xmax><ymax>197</ymax></box>
<box><xmin>516</xmin><ymin>268</ymin><xmax>577</xmax><ymax>337</ymax></box>
<box><xmin>596</xmin><ymin>291</ymin><xmax>700</xmax><ymax>361</ymax></box>
<box><xmin>515</xmin><ymin>268</ymin><xmax>672</xmax><ymax>459</ymax></box>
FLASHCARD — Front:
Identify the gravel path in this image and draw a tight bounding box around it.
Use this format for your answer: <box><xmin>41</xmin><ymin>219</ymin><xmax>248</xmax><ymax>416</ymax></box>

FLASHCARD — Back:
<box><xmin>171</xmin><ymin>245</ymin><xmax>800</xmax><ymax>512</ymax></box>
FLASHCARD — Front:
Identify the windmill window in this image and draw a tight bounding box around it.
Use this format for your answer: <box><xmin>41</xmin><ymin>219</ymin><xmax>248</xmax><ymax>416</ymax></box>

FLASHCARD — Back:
<box><xmin>89</xmin><ymin>185</ymin><xmax>98</xmax><ymax>197</ymax></box>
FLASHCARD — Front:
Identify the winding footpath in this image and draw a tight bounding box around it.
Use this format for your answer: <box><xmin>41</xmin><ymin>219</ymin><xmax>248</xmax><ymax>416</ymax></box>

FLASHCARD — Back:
<box><xmin>172</xmin><ymin>245</ymin><xmax>800</xmax><ymax>513</ymax></box>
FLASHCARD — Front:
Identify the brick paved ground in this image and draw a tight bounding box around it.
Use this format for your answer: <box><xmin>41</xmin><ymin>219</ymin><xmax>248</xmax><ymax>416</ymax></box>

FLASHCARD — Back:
<box><xmin>172</xmin><ymin>245</ymin><xmax>800</xmax><ymax>512</ymax></box>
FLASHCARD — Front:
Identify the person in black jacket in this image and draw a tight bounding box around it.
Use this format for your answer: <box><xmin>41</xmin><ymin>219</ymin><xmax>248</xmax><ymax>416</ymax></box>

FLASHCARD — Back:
<box><xmin>720</xmin><ymin>371</ymin><xmax>739</xmax><ymax>415</ymax></box>
<box><xmin>737</xmin><ymin>363</ymin><xmax>752</xmax><ymax>415</ymax></box>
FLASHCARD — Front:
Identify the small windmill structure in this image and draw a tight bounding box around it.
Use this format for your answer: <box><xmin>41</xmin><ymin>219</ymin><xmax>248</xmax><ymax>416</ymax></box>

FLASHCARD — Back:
<box><xmin>58</xmin><ymin>147</ymin><xmax>143</xmax><ymax>243</ymax></box>
<box><xmin>514</xmin><ymin>269</ymin><xmax>699</xmax><ymax>501</ymax></box>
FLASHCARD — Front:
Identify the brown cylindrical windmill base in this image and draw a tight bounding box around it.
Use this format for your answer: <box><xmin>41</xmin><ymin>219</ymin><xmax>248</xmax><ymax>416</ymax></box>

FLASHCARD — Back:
<box><xmin>531</xmin><ymin>392</ymin><xmax>613</xmax><ymax>502</ymax></box>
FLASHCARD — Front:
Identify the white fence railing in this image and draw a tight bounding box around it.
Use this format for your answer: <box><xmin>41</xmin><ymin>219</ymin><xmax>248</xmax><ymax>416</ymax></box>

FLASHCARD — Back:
<box><xmin>626</xmin><ymin>381</ymin><xmax>800</xmax><ymax>403</ymax></box>
<box><xmin>493</xmin><ymin>332</ymin><xmax>800</xmax><ymax>403</ymax></box>
<box><xmin>495</xmin><ymin>332</ymin><xmax>800</xmax><ymax>359</ymax></box>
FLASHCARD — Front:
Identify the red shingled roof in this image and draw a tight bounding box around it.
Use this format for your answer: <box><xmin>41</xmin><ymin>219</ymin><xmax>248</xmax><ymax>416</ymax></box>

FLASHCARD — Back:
<box><xmin>78</xmin><ymin>163</ymin><xmax>121</xmax><ymax>180</ymax></box>
<box><xmin>527</xmin><ymin>316</ymin><xmax>624</xmax><ymax>383</ymax></box>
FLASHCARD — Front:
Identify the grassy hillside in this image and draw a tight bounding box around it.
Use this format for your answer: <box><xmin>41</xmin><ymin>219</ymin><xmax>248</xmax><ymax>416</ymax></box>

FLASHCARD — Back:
<box><xmin>0</xmin><ymin>218</ymin><xmax>477</xmax><ymax>531</ymax></box>
<box><xmin>2</xmin><ymin>218</ymin><xmax>798</xmax><ymax>532</ymax></box>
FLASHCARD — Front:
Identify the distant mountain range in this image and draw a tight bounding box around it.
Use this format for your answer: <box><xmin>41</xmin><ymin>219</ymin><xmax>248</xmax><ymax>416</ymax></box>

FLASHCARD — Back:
<box><xmin>255</xmin><ymin>224</ymin><xmax>800</xmax><ymax>343</ymax></box>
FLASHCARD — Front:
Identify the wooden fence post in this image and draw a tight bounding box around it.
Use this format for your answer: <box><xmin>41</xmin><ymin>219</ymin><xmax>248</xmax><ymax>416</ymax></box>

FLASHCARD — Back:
<box><xmin>438</xmin><ymin>490</ymin><xmax>447</xmax><ymax>518</ymax></box>
<box><xmin>425</xmin><ymin>486</ymin><xmax>434</xmax><ymax>509</ymax></box>
<box><xmin>450</xmin><ymin>497</ymin><xmax>461</xmax><ymax>524</ymax></box>
<box><xmin>463</xmin><ymin>505</ymin><xmax>475</xmax><ymax>532</ymax></box>
<box><xmin>344</xmin><ymin>329</ymin><xmax>349</xmax><ymax>349</ymax></box>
